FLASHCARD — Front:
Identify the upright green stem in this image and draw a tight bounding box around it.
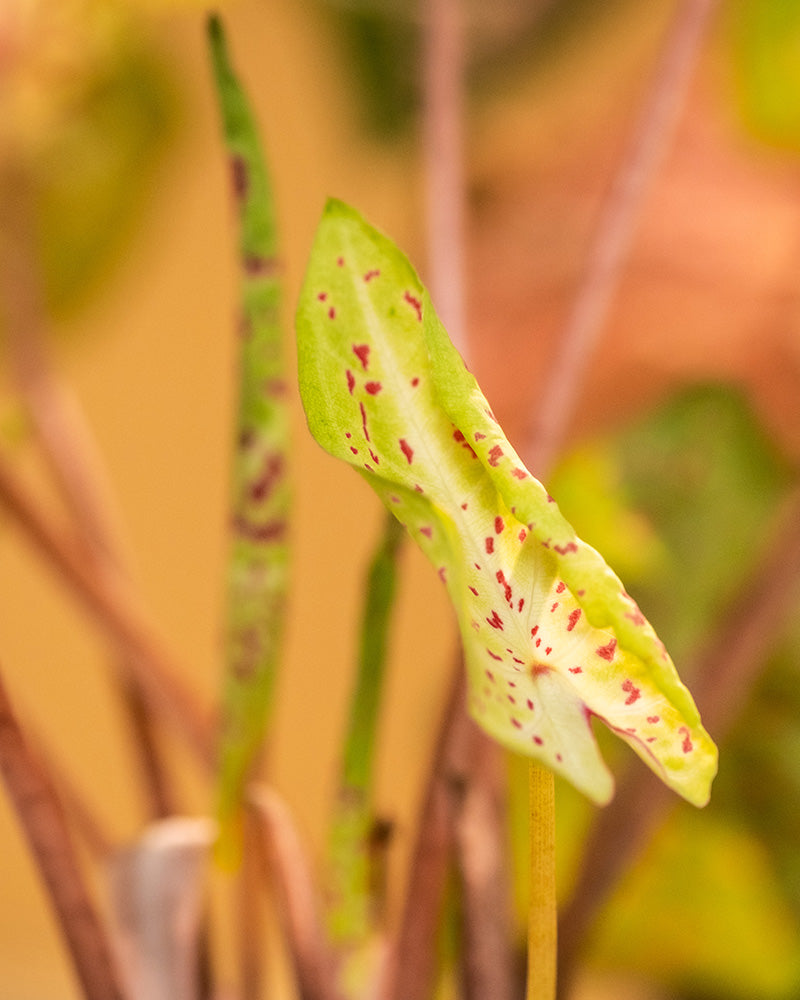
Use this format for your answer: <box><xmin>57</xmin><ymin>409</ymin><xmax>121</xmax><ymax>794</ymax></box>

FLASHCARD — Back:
<box><xmin>327</xmin><ymin>512</ymin><xmax>404</xmax><ymax>954</ymax></box>
<box><xmin>527</xmin><ymin>762</ymin><xmax>556</xmax><ymax>1000</ymax></box>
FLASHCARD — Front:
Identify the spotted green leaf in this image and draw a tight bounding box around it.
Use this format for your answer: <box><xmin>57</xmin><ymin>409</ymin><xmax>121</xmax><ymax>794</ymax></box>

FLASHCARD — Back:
<box><xmin>296</xmin><ymin>199</ymin><xmax>717</xmax><ymax>807</ymax></box>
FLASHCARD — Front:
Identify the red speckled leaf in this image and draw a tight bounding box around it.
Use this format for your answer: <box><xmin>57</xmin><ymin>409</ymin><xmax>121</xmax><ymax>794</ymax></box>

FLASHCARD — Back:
<box><xmin>296</xmin><ymin>199</ymin><xmax>717</xmax><ymax>807</ymax></box>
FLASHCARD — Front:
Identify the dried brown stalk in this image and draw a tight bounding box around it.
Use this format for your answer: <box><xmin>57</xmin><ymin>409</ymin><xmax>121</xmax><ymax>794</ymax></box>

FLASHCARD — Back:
<box><xmin>0</xmin><ymin>451</ymin><xmax>216</xmax><ymax>769</ymax></box>
<box><xmin>526</xmin><ymin>0</ymin><xmax>719</xmax><ymax>478</ymax></box>
<box><xmin>0</xmin><ymin>165</ymin><xmax>175</xmax><ymax>819</ymax></box>
<box><xmin>248</xmin><ymin>785</ymin><xmax>341</xmax><ymax>1000</ymax></box>
<box><xmin>0</xmin><ymin>663</ymin><xmax>126</xmax><ymax>1000</ymax></box>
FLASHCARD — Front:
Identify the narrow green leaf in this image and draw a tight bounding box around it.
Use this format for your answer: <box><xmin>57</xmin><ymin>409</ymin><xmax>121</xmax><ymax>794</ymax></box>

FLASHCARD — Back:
<box><xmin>297</xmin><ymin>199</ymin><xmax>716</xmax><ymax>808</ymax></box>
<box><xmin>327</xmin><ymin>511</ymin><xmax>404</xmax><ymax>947</ymax></box>
<box><xmin>208</xmin><ymin>16</ymin><xmax>290</xmax><ymax>859</ymax></box>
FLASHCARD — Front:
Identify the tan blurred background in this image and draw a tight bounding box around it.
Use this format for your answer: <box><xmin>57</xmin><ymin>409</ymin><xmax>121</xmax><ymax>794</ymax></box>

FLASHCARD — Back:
<box><xmin>2</xmin><ymin>0</ymin><xmax>800</xmax><ymax>997</ymax></box>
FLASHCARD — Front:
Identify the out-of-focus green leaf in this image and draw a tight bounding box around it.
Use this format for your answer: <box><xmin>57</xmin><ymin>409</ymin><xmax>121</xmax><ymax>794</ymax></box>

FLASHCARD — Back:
<box><xmin>554</xmin><ymin>385</ymin><xmax>794</xmax><ymax>664</ymax></box>
<box><xmin>590</xmin><ymin>809</ymin><xmax>800</xmax><ymax>998</ymax></box>
<box><xmin>297</xmin><ymin>199</ymin><xmax>716</xmax><ymax>807</ymax></box>
<box><xmin>728</xmin><ymin>0</ymin><xmax>800</xmax><ymax>150</ymax></box>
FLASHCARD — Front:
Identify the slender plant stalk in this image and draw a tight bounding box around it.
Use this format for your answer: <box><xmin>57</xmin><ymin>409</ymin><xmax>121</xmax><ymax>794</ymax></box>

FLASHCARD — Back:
<box><xmin>0</xmin><ymin>450</ymin><xmax>216</xmax><ymax>768</ymax></box>
<box><xmin>526</xmin><ymin>0</ymin><xmax>718</xmax><ymax>476</ymax></box>
<box><xmin>0</xmin><ymin>663</ymin><xmax>125</xmax><ymax>1000</ymax></box>
<box><xmin>248</xmin><ymin>786</ymin><xmax>341</xmax><ymax>1000</ymax></box>
<box><xmin>327</xmin><ymin>511</ymin><xmax>404</xmax><ymax>953</ymax></box>
<box><xmin>207</xmin><ymin>13</ymin><xmax>291</xmax><ymax>863</ymax></box>
<box><xmin>527</xmin><ymin>763</ymin><xmax>556</xmax><ymax>1000</ymax></box>
<box><xmin>0</xmin><ymin>164</ymin><xmax>174</xmax><ymax>820</ymax></box>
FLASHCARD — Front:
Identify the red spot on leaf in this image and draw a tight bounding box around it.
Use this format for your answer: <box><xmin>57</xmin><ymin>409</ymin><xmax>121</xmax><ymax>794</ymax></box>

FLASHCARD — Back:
<box><xmin>360</xmin><ymin>402</ymin><xmax>370</xmax><ymax>441</ymax></box>
<box><xmin>512</xmin><ymin>468</ymin><xmax>528</xmax><ymax>479</ymax></box>
<box><xmin>518</xmin><ymin>598</ymin><xmax>525</xmax><ymax>612</ymax></box>
<box><xmin>474</xmin><ymin>432</ymin><xmax>486</xmax><ymax>441</ymax></box>
<box><xmin>328</xmin><ymin>307</ymin><xmax>336</xmax><ymax>319</ymax></box>
<box><xmin>527</xmin><ymin>699</ymin><xmax>534</xmax><ymax>710</ymax></box>
<box><xmin>364</xmin><ymin>269</ymin><xmax>380</xmax><ymax>282</ymax></box>
<box><xmin>411</xmin><ymin>377</ymin><xmax>420</xmax><ymax>387</ymax></box>
<box><xmin>485</xmin><ymin>669</ymin><xmax>495</xmax><ymax>682</ymax></box>
<box><xmin>404</xmin><ymin>291</ymin><xmax>423</xmax><ymax>321</ymax></box>
<box><xmin>569</xmin><ymin>666</ymin><xmax>583</xmax><ymax>674</ymax></box>
<box><xmin>399</xmin><ymin>438</ymin><xmax>414</xmax><ymax>463</ymax></box>
<box><xmin>508</xmin><ymin>695</ymin><xmax>517</xmax><ymax>704</ymax></box>
<box><xmin>420</xmin><ymin>526</ymin><xmax>432</xmax><ymax>538</ymax></box>
<box><xmin>438</xmin><ymin>567</ymin><xmax>447</xmax><ymax>583</ymax></box>
<box><xmin>511</xmin><ymin>718</ymin><xmax>522</xmax><ymax>729</ymax></box>
<box><xmin>647</xmin><ymin>715</ymin><xmax>660</xmax><ymax>724</ymax></box>
<box><xmin>365</xmin><ymin>381</ymin><xmax>382</xmax><ymax>395</ymax></box>
<box><xmin>518</xmin><ymin>528</ymin><xmax>527</xmax><ymax>542</ymax></box>
<box><xmin>350</xmin><ymin>446</ymin><xmax>358</xmax><ymax>455</ymax></box>
<box><xmin>485</xmin><ymin>537</ymin><xmax>494</xmax><ymax>554</ymax></box>
<box><xmin>488</xmin><ymin>650</ymin><xmax>502</xmax><ymax>661</ymax></box>
<box><xmin>353</xmin><ymin>344</ymin><xmax>370</xmax><ymax>370</ymax></box>
<box><xmin>488</xmin><ymin>445</ymin><xmax>504</xmax><ymax>466</ymax></box>
<box><xmin>346</xmin><ymin>369</ymin><xmax>355</xmax><ymax>394</ymax></box>
<box><xmin>337</xmin><ymin>257</ymin><xmax>344</xmax><ymax>266</ymax></box>
<box><xmin>486</xmin><ymin>610</ymin><xmax>504</xmax><ymax>630</ymax></box>
<box><xmin>317</xmin><ymin>292</ymin><xmax>327</xmax><ymax>301</ymax></box>
<box><xmin>495</xmin><ymin>516</ymin><xmax>504</xmax><ymax>534</ymax></box>
<box><xmin>554</xmin><ymin>541</ymin><xmax>578</xmax><ymax>555</ymax></box>
<box><xmin>550</xmin><ymin>602</ymin><xmax>559</xmax><ymax>613</ymax></box>
<box><xmin>469</xmin><ymin>586</ymin><xmax>479</xmax><ymax>596</ymax></box>
<box><xmin>596</xmin><ymin>638</ymin><xmax>617</xmax><ymax>661</ymax></box>
<box><xmin>622</xmin><ymin>679</ymin><xmax>641</xmax><ymax>705</ymax></box>
<box><xmin>567</xmin><ymin>609</ymin><xmax>582</xmax><ymax>632</ymax></box>
<box><xmin>533</xmin><ymin>735</ymin><xmax>543</xmax><ymax>746</ymax></box>
<box><xmin>461</xmin><ymin>502</ymin><xmax>468</xmax><ymax>510</ymax></box>
<box><xmin>545</xmin><ymin>646</ymin><xmax>552</xmax><ymax>655</ymax></box>
<box><xmin>680</xmin><ymin>727</ymin><xmax>693</xmax><ymax>753</ymax></box>
<box><xmin>556</xmin><ymin>582</ymin><xmax>566</xmax><ymax>594</ymax></box>
<box><xmin>531</xmin><ymin>626</ymin><xmax>539</xmax><ymax>637</ymax></box>
<box><xmin>496</xmin><ymin>570</ymin><xmax>512</xmax><ymax>605</ymax></box>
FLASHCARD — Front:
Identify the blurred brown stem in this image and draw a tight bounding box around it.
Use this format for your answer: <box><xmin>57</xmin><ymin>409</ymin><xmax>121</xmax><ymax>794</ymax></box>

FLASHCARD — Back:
<box><xmin>0</xmin><ymin>451</ymin><xmax>216</xmax><ymax>769</ymax></box>
<box><xmin>248</xmin><ymin>785</ymin><xmax>341</xmax><ymax>1000</ymax></box>
<box><xmin>526</xmin><ymin>0</ymin><xmax>718</xmax><ymax>478</ymax></box>
<box><xmin>557</xmin><ymin>485</ymin><xmax>800</xmax><ymax>996</ymax></box>
<box><xmin>0</xmin><ymin>165</ymin><xmax>175</xmax><ymax>819</ymax></box>
<box><xmin>0</xmin><ymin>662</ymin><xmax>126</xmax><ymax>1000</ymax></box>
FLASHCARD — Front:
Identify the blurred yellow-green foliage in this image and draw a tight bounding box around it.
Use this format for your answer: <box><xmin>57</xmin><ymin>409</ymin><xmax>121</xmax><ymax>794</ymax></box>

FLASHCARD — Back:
<box><xmin>2</xmin><ymin>1</ymin><xmax>800</xmax><ymax>998</ymax></box>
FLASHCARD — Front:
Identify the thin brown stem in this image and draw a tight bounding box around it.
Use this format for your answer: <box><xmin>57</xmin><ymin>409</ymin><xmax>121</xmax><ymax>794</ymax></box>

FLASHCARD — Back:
<box><xmin>248</xmin><ymin>785</ymin><xmax>341</xmax><ymax>1000</ymax></box>
<box><xmin>0</xmin><ymin>663</ymin><xmax>126</xmax><ymax>1000</ymax></box>
<box><xmin>526</xmin><ymin>0</ymin><xmax>718</xmax><ymax>477</ymax></box>
<box><xmin>557</xmin><ymin>485</ymin><xmax>800</xmax><ymax>996</ymax></box>
<box><xmin>0</xmin><ymin>451</ymin><xmax>216</xmax><ymax>769</ymax></box>
<box><xmin>455</xmin><ymin>737</ymin><xmax>514</xmax><ymax>1000</ymax></box>
<box><xmin>0</xmin><ymin>165</ymin><xmax>175</xmax><ymax>819</ymax></box>
<box><xmin>387</xmin><ymin>660</ymin><xmax>480</xmax><ymax>1000</ymax></box>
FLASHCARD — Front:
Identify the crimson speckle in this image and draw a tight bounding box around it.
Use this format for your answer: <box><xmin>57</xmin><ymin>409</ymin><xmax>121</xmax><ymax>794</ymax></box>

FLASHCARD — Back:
<box><xmin>474</xmin><ymin>432</ymin><xmax>486</xmax><ymax>441</ymax></box>
<box><xmin>485</xmin><ymin>670</ymin><xmax>495</xmax><ymax>681</ymax></box>
<box><xmin>317</xmin><ymin>292</ymin><xmax>327</xmax><ymax>301</ymax></box>
<box><xmin>567</xmin><ymin>609</ymin><xmax>582</xmax><ymax>632</ymax></box>
<box><xmin>554</xmin><ymin>541</ymin><xmax>578</xmax><ymax>555</ymax></box>
<box><xmin>488</xmin><ymin>445</ymin><xmax>503</xmax><ymax>466</ymax></box>
<box><xmin>346</xmin><ymin>370</ymin><xmax>355</xmax><ymax>394</ymax></box>
<box><xmin>494</xmin><ymin>516</ymin><xmax>504</xmax><ymax>534</ymax></box>
<box><xmin>364</xmin><ymin>269</ymin><xmax>380</xmax><ymax>282</ymax></box>
<box><xmin>518</xmin><ymin>599</ymin><xmax>525</xmax><ymax>612</ymax></box>
<box><xmin>569</xmin><ymin>666</ymin><xmax>582</xmax><ymax>674</ymax></box>
<box><xmin>531</xmin><ymin>625</ymin><xmax>539</xmax><ymax>636</ymax></box>
<box><xmin>404</xmin><ymin>290</ymin><xmax>423</xmax><ymax>321</ymax></box>
<box><xmin>360</xmin><ymin>402</ymin><xmax>370</xmax><ymax>441</ymax></box>
<box><xmin>647</xmin><ymin>715</ymin><xmax>660</xmax><ymax>724</ymax></box>
<box><xmin>622</xmin><ymin>679</ymin><xmax>641</xmax><ymax>705</ymax></box>
<box><xmin>369</xmin><ymin>449</ymin><xmax>379</xmax><ymax>464</ymax></box>
<box><xmin>680</xmin><ymin>727</ymin><xmax>693</xmax><ymax>753</ymax></box>
<box><xmin>420</xmin><ymin>526</ymin><xmax>432</xmax><ymax>538</ymax></box>
<box><xmin>399</xmin><ymin>438</ymin><xmax>414</xmax><ymax>463</ymax></box>
<box><xmin>353</xmin><ymin>344</ymin><xmax>370</xmax><ymax>369</ymax></box>
<box><xmin>527</xmin><ymin>699</ymin><xmax>534</xmax><ymax>710</ymax></box>
<box><xmin>438</xmin><ymin>567</ymin><xmax>447</xmax><ymax>582</ymax></box>
<box><xmin>337</xmin><ymin>256</ymin><xmax>344</xmax><ymax>266</ymax></box>
<box><xmin>485</xmin><ymin>537</ymin><xmax>494</xmax><ymax>554</ymax></box>
<box><xmin>365</xmin><ymin>381</ymin><xmax>382</xmax><ymax>395</ymax></box>
<box><xmin>350</xmin><ymin>446</ymin><xmax>358</xmax><ymax>455</ymax></box>
<box><xmin>511</xmin><ymin>718</ymin><xmax>522</xmax><ymax>729</ymax></box>
<box><xmin>550</xmin><ymin>602</ymin><xmax>559</xmax><ymax>613</ymax></box>
<box><xmin>461</xmin><ymin>502</ymin><xmax>468</xmax><ymax>510</ymax></box>
<box><xmin>535</xmin><ymin>638</ymin><xmax>541</xmax><ymax>647</ymax></box>
<box><xmin>556</xmin><ymin>582</ymin><xmax>566</xmax><ymax>594</ymax></box>
<box><xmin>469</xmin><ymin>586</ymin><xmax>479</xmax><ymax>596</ymax></box>
<box><xmin>545</xmin><ymin>646</ymin><xmax>552</xmax><ymax>655</ymax></box>
<box><xmin>518</xmin><ymin>529</ymin><xmax>527</xmax><ymax>542</ymax></box>
<box><xmin>328</xmin><ymin>307</ymin><xmax>336</xmax><ymax>319</ymax></box>
<box><xmin>556</xmin><ymin>753</ymin><xmax>563</xmax><ymax>762</ymax></box>
<box><xmin>596</xmin><ymin>638</ymin><xmax>617</xmax><ymax>661</ymax></box>
<box><xmin>512</xmin><ymin>468</ymin><xmax>528</xmax><ymax>479</ymax></box>
<box><xmin>488</xmin><ymin>650</ymin><xmax>502</xmax><ymax>661</ymax></box>
<box><xmin>508</xmin><ymin>695</ymin><xmax>516</xmax><ymax>704</ymax></box>
<box><xmin>533</xmin><ymin>736</ymin><xmax>543</xmax><ymax>746</ymax></box>
<box><xmin>486</xmin><ymin>610</ymin><xmax>504</xmax><ymax>630</ymax></box>
<box><xmin>411</xmin><ymin>377</ymin><xmax>420</xmax><ymax>387</ymax></box>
